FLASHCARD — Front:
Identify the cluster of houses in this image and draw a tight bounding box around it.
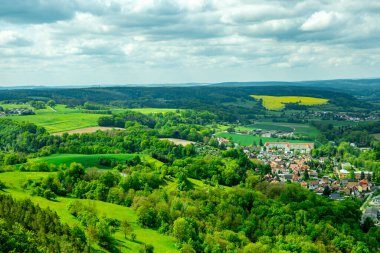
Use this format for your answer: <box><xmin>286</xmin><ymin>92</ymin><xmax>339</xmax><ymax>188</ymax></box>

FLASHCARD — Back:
<box><xmin>311</xmin><ymin>111</ymin><xmax>378</xmax><ymax>122</ymax></box>
<box><xmin>254</xmin><ymin>142</ymin><xmax>376</xmax><ymax>201</ymax></box>
<box><xmin>215</xmin><ymin>133</ymin><xmax>379</xmax><ymax>225</ymax></box>
<box><xmin>262</xmin><ymin>141</ymin><xmax>314</xmax><ymax>154</ymax></box>
<box><xmin>0</xmin><ymin>108</ymin><xmax>35</xmax><ymax>116</ymax></box>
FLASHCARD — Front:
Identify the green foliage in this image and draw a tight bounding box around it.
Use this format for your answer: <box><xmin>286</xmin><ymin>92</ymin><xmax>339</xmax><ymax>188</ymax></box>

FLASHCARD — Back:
<box><xmin>47</xmin><ymin>99</ymin><xmax>56</xmax><ymax>107</ymax></box>
<box><xmin>30</xmin><ymin>100</ymin><xmax>46</xmax><ymax>109</ymax></box>
<box><xmin>215</xmin><ymin>132</ymin><xmax>309</xmax><ymax>146</ymax></box>
<box><xmin>0</xmin><ymin>194</ymin><xmax>88</xmax><ymax>252</ymax></box>
<box><xmin>0</xmin><ymin>180</ymin><xmax>6</xmax><ymax>190</ymax></box>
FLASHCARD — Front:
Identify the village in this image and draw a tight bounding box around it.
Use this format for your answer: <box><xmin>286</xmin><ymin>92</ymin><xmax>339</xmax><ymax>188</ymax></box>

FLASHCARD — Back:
<box><xmin>216</xmin><ymin>135</ymin><xmax>380</xmax><ymax>226</ymax></box>
<box><xmin>251</xmin><ymin>141</ymin><xmax>380</xmax><ymax>226</ymax></box>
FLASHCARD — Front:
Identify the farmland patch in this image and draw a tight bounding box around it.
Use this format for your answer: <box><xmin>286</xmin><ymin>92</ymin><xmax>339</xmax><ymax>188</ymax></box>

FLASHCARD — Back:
<box><xmin>251</xmin><ymin>95</ymin><xmax>328</xmax><ymax>110</ymax></box>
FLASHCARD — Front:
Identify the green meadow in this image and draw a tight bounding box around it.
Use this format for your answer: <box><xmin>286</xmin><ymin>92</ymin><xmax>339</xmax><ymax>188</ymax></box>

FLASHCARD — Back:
<box><xmin>0</xmin><ymin>171</ymin><xmax>178</xmax><ymax>253</ymax></box>
<box><xmin>253</xmin><ymin>121</ymin><xmax>320</xmax><ymax>139</ymax></box>
<box><xmin>31</xmin><ymin>153</ymin><xmax>163</xmax><ymax>169</ymax></box>
<box><xmin>215</xmin><ymin>132</ymin><xmax>311</xmax><ymax>146</ymax></box>
<box><xmin>4</xmin><ymin>103</ymin><xmax>179</xmax><ymax>133</ymax></box>
<box><xmin>115</xmin><ymin>108</ymin><xmax>179</xmax><ymax>114</ymax></box>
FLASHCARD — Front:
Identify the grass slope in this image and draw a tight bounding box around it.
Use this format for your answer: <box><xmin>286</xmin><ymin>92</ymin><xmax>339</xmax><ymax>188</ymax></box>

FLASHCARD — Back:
<box><xmin>31</xmin><ymin>154</ymin><xmax>163</xmax><ymax>169</ymax></box>
<box><xmin>113</xmin><ymin>108</ymin><xmax>179</xmax><ymax>114</ymax></box>
<box><xmin>251</xmin><ymin>95</ymin><xmax>328</xmax><ymax>110</ymax></box>
<box><xmin>8</xmin><ymin>104</ymin><xmax>179</xmax><ymax>133</ymax></box>
<box><xmin>0</xmin><ymin>171</ymin><xmax>178</xmax><ymax>253</ymax></box>
<box><xmin>215</xmin><ymin>132</ymin><xmax>311</xmax><ymax>146</ymax></box>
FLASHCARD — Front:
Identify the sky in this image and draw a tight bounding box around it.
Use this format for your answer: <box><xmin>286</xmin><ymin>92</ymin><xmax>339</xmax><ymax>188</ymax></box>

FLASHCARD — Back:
<box><xmin>0</xmin><ymin>0</ymin><xmax>379</xmax><ymax>86</ymax></box>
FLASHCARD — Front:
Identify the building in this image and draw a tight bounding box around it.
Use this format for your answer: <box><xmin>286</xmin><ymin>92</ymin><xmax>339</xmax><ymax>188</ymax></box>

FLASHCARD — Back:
<box><xmin>354</xmin><ymin>171</ymin><xmax>373</xmax><ymax>180</ymax></box>
<box><xmin>339</xmin><ymin>169</ymin><xmax>350</xmax><ymax>179</ymax></box>
<box><xmin>362</xmin><ymin>207</ymin><xmax>379</xmax><ymax>224</ymax></box>
<box><xmin>264</xmin><ymin>142</ymin><xmax>314</xmax><ymax>154</ymax></box>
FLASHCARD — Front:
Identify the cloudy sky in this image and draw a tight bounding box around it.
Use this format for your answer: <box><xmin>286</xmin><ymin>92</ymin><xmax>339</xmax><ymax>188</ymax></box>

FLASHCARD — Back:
<box><xmin>0</xmin><ymin>0</ymin><xmax>379</xmax><ymax>86</ymax></box>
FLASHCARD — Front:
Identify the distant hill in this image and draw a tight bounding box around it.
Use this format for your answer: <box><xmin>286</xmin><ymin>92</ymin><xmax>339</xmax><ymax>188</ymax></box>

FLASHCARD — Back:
<box><xmin>210</xmin><ymin>78</ymin><xmax>380</xmax><ymax>98</ymax></box>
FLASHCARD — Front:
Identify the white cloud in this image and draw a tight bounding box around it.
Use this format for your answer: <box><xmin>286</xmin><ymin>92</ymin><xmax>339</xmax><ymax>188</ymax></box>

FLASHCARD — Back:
<box><xmin>0</xmin><ymin>0</ymin><xmax>379</xmax><ymax>85</ymax></box>
<box><xmin>301</xmin><ymin>11</ymin><xmax>343</xmax><ymax>31</ymax></box>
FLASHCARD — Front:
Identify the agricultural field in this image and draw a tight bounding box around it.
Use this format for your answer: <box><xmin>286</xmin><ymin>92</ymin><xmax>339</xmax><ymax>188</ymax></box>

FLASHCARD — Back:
<box><xmin>248</xmin><ymin>123</ymin><xmax>293</xmax><ymax>132</ymax></box>
<box><xmin>221</xmin><ymin>121</ymin><xmax>320</xmax><ymax>141</ymax></box>
<box><xmin>8</xmin><ymin>104</ymin><xmax>106</xmax><ymax>133</ymax></box>
<box><xmin>215</xmin><ymin>132</ymin><xmax>310</xmax><ymax>146</ymax></box>
<box><xmin>111</xmin><ymin>108</ymin><xmax>178</xmax><ymax>114</ymax></box>
<box><xmin>251</xmin><ymin>95</ymin><xmax>329</xmax><ymax>110</ymax></box>
<box><xmin>0</xmin><ymin>171</ymin><xmax>178</xmax><ymax>253</ymax></box>
<box><xmin>31</xmin><ymin>153</ymin><xmax>162</xmax><ymax>169</ymax></box>
<box><xmin>253</xmin><ymin>121</ymin><xmax>320</xmax><ymax>139</ymax></box>
<box><xmin>6</xmin><ymin>104</ymin><xmax>179</xmax><ymax>133</ymax></box>
<box><xmin>11</xmin><ymin>112</ymin><xmax>106</xmax><ymax>133</ymax></box>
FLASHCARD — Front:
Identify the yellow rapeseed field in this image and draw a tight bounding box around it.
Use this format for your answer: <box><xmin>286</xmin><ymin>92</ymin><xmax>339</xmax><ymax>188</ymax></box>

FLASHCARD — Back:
<box><xmin>251</xmin><ymin>95</ymin><xmax>328</xmax><ymax>110</ymax></box>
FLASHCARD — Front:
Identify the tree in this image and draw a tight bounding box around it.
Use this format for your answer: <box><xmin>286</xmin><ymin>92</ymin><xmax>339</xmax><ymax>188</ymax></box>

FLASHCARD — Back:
<box><xmin>227</xmin><ymin>127</ymin><xmax>235</xmax><ymax>133</ymax></box>
<box><xmin>181</xmin><ymin>243</ymin><xmax>196</xmax><ymax>253</ymax></box>
<box><xmin>87</xmin><ymin>225</ymin><xmax>98</xmax><ymax>248</ymax></box>
<box><xmin>259</xmin><ymin>139</ymin><xmax>263</xmax><ymax>147</ymax></box>
<box><xmin>361</xmin><ymin>217</ymin><xmax>374</xmax><ymax>233</ymax></box>
<box><xmin>67</xmin><ymin>162</ymin><xmax>85</xmax><ymax>181</ymax></box>
<box><xmin>140</xmin><ymin>244</ymin><xmax>154</xmax><ymax>253</ymax></box>
<box><xmin>0</xmin><ymin>180</ymin><xmax>6</xmax><ymax>191</ymax></box>
<box><xmin>349</xmin><ymin>170</ymin><xmax>355</xmax><ymax>180</ymax></box>
<box><xmin>121</xmin><ymin>220</ymin><xmax>133</xmax><ymax>239</ymax></box>
<box><xmin>43</xmin><ymin>189</ymin><xmax>56</xmax><ymax>200</ymax></box>
<box><xmin>304</xmin><ymin>169</ymin><xmax>310</xmax><ymax>180</ymax></box>
<box><xmin>173</xmin><ymin>217</ymin><xmax>196</xmax><ymax>243</ymax></box>
<box><xmin>360</xmin><ymin>171</ymin><xmax>365</xmax><ymax>180</ymax></box>
<box><xmin>323</xmin><ymin>186</ymin><xmax>331</xmax><ymax>196</ymax></box>
<box><xmin>47</xmin><ymin>100</ymin><xmax>56</xmax><ymax>107</ymax></box>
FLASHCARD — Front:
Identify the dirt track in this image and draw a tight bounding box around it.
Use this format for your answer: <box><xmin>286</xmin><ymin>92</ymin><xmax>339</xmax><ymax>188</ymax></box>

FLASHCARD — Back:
<box><xmin>160</xmin><ymin>138</ymin><xmax>195</xmax><ymax>146</ymax></box>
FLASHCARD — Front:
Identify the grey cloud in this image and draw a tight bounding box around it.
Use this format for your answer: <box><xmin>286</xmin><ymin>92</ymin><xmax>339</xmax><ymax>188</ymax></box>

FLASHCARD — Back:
<box><xmin>0</xmin><ymin>0</ymin><xmax>77</xmax><ymax>23</ymax></box>
<box><xmin>0</xmin><ymin>0</ymin><xmax>379</xmax><ymax>85</ymax></box>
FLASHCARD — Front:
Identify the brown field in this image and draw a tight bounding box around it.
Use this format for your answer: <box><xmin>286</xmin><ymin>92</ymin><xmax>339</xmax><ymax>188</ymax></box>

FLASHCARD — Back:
<box><xmin>160</xmin><ymin>138</ymin><xmax>195</xmax><ymax>146</ymax></box>
<box><xmin>52</xmin><ymin>126</ymin><xmax>124</xmax><ymax>136</ymax></box>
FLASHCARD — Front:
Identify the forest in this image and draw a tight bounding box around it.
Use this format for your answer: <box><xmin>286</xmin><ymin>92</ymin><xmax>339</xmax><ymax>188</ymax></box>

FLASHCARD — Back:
<box><xmin>0</xmin><ymin>85</ymin><xmax>380</xmax><ymax>253</ymax></box>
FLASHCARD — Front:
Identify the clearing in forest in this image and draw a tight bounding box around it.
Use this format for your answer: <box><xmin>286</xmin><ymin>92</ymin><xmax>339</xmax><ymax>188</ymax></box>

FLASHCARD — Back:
<box><xmin>251</xmin><ymin>95</ymin><xmax>328</xmax><ymax>110</ymax></box>
<box><xmin>52</xmin><ymin>126</ymin><xmax>124</xmax><ymax>136</ymax></box>
<box><xmin>160</xmin><ymin>138</ymin><xmax>195</xmax><ymax>146</ymax></box>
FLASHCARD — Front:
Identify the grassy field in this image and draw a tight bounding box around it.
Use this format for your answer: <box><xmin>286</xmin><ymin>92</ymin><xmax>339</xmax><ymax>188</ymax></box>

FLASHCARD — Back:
<box><xmin>6</xmin><ymin>104</ymin><xmax>179</xmax><ymax>133</ymax></box>
<box><xmin>215</xmin><ymin>132</ymin><xmax>311</xmax><ymax>146</ymax></box>
<box><xmin>0</xmin><ymin>171</ymin><xmax>178</xmax><ymax>253</ymax></box>
<box><xmin>31</xmin><ymin>153</ymin><xmax>163</xmax><ymax>169</ymax></box>
<box><xmin>12</xmin><ymin>113</ymin><xmax>107</xmax><ymax>133</ymax></box>
<box><xmin>251</xmin><ymin>95</ymin><xmax>329</xmax><ymax>110</ymax></box>
<box><xmin>253</xmin><ymin>121</ymin><xmax>320</xmax><ymax>139</ymax></box>
<box><xmin>128</xmin><ymin>108</ymin><xmax>178</xmax><ymax>114</ymax></box>
<box><xmin>9</xmin><ymin>104</ymin><xmax>107</xmax><ymax>133</ymax></box>
<box><xmin>221</xmin><ymin>121</ymin><xmax>320</xmax><ymax>140</ymax></box>
<box><xmin>247</xmin><ymin>123</ymin><xmax>293</xmax><ymax>132</ymax></box>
